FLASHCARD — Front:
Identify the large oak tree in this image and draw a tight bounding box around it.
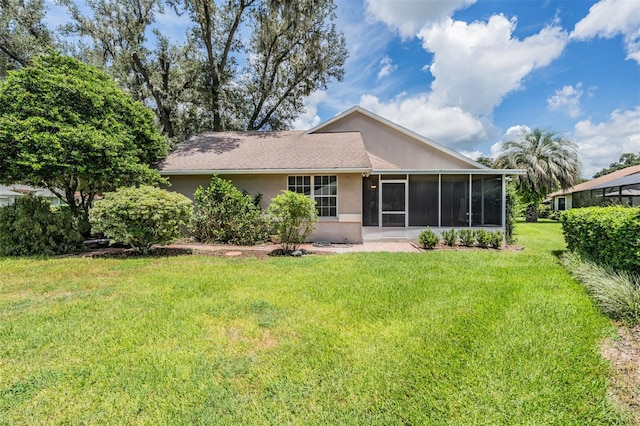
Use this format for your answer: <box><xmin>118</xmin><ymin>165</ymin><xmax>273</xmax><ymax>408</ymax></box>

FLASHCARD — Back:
<box><xmin>58</xmin><ymin>0</ymin><xmax>347</xmax><ymax>140</ymax></box>
<box><xmin>0</xmin><ymin>0</ymin><xmax>54</xmax><ymax>77</ymax></box>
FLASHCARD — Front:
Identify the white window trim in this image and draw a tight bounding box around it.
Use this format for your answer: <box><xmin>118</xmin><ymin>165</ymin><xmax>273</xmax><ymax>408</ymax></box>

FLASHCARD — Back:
<box><xmin>288</xmin><ymin>175</ymin><xmax>338</xmax><ymax>219</ymax></box>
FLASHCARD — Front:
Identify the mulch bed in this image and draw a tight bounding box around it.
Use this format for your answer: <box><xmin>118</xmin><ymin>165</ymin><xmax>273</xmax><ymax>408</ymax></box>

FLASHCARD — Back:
<box><xmin>412</xmin><ymin>242</ymin><xmax>525</xmax><ymax>252</ymax></box>
<box><xmin>79</xmin><ymin>246</ymin><xmax>316</xmax><ymax>259</ymax></box>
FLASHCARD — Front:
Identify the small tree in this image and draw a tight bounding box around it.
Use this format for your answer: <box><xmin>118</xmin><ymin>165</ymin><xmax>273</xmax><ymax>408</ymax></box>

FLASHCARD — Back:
<box><xmin>0</xmin><ymin>52</ymin><xmax>169</xmax><ymax>232</ymax></box>
<box><xmin>190</xmin><ymin>175</ymin><xmax>269</xmax><ymax>245</ymax></box>
<box><xmin>89</xmin><ymin>186</ymin><xmax>192</xmax><ymax>255</ymax></box>
<box><xmin>494</xmin><ymin>128</ymin><xmax>580</xmax><ymax>222</ymax></box>
<box><xmin>267</xmin><ymin>190</ymin><xmax>317</xmax><ymax>253</ymax></box>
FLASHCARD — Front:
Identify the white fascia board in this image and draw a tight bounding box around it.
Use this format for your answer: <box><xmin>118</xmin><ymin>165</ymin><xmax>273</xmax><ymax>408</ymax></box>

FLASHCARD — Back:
<box><xmin>160</xmin><ymin>168</ymin><xmax>372</xmax><ymax>176</ymax></box>
<box><xmin>373</xmin><ymin>169</ymin><xmax>526</xmax><ymax>175</ymax></box>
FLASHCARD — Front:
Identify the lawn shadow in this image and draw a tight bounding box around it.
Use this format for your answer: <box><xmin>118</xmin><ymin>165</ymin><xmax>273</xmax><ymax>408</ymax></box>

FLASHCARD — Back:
<box><xmin>552</xmin><ymin>249</ymin><xmax>567</xmax><ymax>259</ymax></box>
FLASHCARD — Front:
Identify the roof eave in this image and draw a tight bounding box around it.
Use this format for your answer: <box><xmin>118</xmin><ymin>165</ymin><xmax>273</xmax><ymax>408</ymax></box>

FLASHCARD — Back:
<box><xmin>374</xmin><ymin>169</ymin><xmax>526</xmax><ymax>175</ymax></box>
<box><xmin>160</xmin><ymin>167</ymin><xmax>373</xmax><ymax>176</ymax></box>
<box><xmin>160</xmin><ymin>168</ymin><xmax>524</xmax><ymax>176</ymax></box>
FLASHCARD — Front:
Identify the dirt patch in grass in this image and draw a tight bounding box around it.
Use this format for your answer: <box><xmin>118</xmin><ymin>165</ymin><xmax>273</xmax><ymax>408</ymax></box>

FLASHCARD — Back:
<box><xmin>602</xmin><ymin>324</ymin><xmax>640</xmax><ymax>422</ymax></box>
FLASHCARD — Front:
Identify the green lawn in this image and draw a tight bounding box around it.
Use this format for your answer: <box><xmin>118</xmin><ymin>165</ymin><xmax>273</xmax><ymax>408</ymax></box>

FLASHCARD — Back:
<box><xmin>0</xmin><ymin>223</ymin><xmax>626</xmax><ymax>424</ymax></box>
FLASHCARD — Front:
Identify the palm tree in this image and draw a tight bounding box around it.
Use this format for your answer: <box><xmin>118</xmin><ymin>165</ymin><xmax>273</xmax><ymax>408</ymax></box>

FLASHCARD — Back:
<box><xmin>494</xmin><ymin>128</ymin><xmax>581</xmax><ymax>222</ymax></box>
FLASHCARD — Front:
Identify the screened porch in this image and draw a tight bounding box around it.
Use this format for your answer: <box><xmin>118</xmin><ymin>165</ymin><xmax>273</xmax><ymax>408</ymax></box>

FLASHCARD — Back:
<box><xmin>362</xmin><ymin>173</ymin><xmax>505</xmax><ymax>232</ymax></box>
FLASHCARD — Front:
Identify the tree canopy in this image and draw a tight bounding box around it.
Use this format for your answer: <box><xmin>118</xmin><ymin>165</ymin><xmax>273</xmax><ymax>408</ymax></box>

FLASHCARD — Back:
<box><xmin>494</xmin><ymin>128</ymin><xmax>581</xmax><ymax>221</ymax></box>
<box><xmin>593</xmin><ymin>152</ymin><xmax>640</xmax><ymax>178</ymax></box>
<box><xmin>0</xmin><ymin>0</ymin><xmax>54</xmax><ymax>77</ymax></box>
<box><xmin>52</xmin><ymin>0</ymin><xmax>347</xmax><ymax>143</ymax></box>
<box><xmin>0</xmin><ymin>52</ymin><xmax>168</xmax><ymax>224</ymax></box>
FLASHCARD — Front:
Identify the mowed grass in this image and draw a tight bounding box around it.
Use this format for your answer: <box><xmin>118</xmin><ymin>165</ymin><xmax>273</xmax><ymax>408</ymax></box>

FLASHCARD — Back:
<box><xmin>0</xmin><ymin>223</ymin><xmax>625</xmax><ymax>424</ymax></box>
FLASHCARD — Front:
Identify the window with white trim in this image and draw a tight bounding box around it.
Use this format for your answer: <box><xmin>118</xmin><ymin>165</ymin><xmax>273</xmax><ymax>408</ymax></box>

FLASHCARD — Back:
<box><xmin>288</xmin><ymin>175</ymin><xmax>337</xmax><ymax>217</ymax></box>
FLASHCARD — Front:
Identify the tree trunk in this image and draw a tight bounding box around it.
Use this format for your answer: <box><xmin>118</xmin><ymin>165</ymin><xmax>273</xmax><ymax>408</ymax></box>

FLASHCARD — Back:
<box><xmin>525</xmin><ymin>204</ymin><xmax>538</xmax><ymax>222</ymax></box>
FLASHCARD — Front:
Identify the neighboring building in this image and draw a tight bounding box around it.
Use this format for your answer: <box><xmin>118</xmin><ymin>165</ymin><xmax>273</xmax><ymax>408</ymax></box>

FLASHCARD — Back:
<box><xmin>548</xmin><ymin>165</ymin><xmax>640</xmax><ymax>211</ymax></box>
<box><xmin>0</xmin><ymin>185</ymin><xmax>64</xmax><ymax>207</ymax></box>
<box><xmin>0</xmin><ymin>186</ymin><xmax>22</xmax><ymax>207</ymax></box>
<box><xmin>160</xmin><ymin>106</ymin><xmax>522</xmax><ymax>242</ymax></box>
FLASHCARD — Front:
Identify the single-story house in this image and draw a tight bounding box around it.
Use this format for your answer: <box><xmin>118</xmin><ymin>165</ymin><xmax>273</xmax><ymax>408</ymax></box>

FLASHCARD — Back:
<box><xmin>0</xmin><ymin>186</ymin><xmax>22</xmax><ymax>207</ymax></box>
<box><xmin>0</xmin><ymin>185</ymin><xmax>64</xmax><ymax>208</ymax></box>
<box><xmin>548</xmin><ymin>164</ymin><xmax>640</xmax><ymax>211</ymax></box>
<box><xmin>160</xmin><ymin>106</ymin><xmax>522</xmax><ymax>243</ymax></box>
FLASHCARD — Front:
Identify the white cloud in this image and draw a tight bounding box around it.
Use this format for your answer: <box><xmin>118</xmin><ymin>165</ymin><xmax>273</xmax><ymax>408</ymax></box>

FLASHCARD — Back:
<box><xmin>291</xmin><ymin>91</ymin><xmax>327</xmax><ymax>130</ymax></box>
<box><xmin>573</xmin><ymin>107</ymin><xmax>640</xmax><ymax>178</ymax></box>
<box><xmin>354</xmin><ymin>13</ymin><xmax>569</xmax><ymax>153</ymax></box>
<box><xmin>377</xmin><ymin>55</ymin><xmax>397</xmax><ymax>79</ymax></box>
<box><xmin>489</xmin><ymin>125</ymin><xmax>531</xmax><ymax>159</ymax></box>
<box><xmin>547</xmin><ymin>83</ymin><xmax>583</xmax><ymax>118</ymax></box>
<box><xmin>459</xmin><ymin>150</ymin><xmax>483</xmax><ymax>160</ymax></box>
<box><xmin>571</xmin><ymin>0</ymin><xmax>640</xmax><ymax>63</ymax></box>
<box><xmin>365</xmin><ymin>0</ymin><xmax>476</xmax><ymax>39</ymax></box>
<box><xmin>420</xmin><ymin>15</ymin><xmax>569</xmax><ymax>115</ymax></box>
<box><xmin>359</xmin><ymin>93</ymin><xmax>498</xmax><ymax>149</ymax></box>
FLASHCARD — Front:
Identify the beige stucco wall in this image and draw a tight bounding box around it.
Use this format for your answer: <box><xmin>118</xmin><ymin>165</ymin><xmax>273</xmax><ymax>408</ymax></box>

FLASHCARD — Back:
<box><xmin>318</xmin><ymin>111</ymin><xmax>479</xmax><ymax>170</ymax></box>
<box><xmin>166</xmin><ymin>173</ymin><xmax>364</xmax><ymax>243</ymax></box>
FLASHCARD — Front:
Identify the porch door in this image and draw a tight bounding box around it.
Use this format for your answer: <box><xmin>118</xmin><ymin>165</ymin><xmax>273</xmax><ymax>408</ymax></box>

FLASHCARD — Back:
<box><xmin>381</xmin><ymin>180</ymin><xmax>407</xmax><ymax>227</ymax></box>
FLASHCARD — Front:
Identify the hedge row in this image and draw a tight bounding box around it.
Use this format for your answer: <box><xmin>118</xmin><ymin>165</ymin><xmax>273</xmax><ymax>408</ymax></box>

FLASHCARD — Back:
<box><xmin>560</xmin><ymin>206</ymin><xmax>640</xmax><ymax>273</ymax></box>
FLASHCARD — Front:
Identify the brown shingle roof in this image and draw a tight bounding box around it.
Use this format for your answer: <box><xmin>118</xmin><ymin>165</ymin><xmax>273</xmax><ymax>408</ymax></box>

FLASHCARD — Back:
<box><xmin>548</xmin><ymin>164</ymin><xmax>640</xmax><ymax>197</ymax></box>
<box><xmin>159</xmin><ymin>131</ymin><xmax>372</xmax><ymax>173</ymax></box>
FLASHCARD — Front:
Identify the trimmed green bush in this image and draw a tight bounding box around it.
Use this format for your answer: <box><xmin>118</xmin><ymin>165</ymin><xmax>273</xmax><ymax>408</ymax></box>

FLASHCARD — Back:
<box><xmin>562</xmin><ymin>251</ymin><xmax>640</xmax><ymax>324</ymax></box>
<box><xmin>560</xmin><ymin>206</ymin><xmax>640</xmax><ymax>273</ymax></box>
<box><xmin>90</xmin><ymin>186</ymin><xmax>192</xmax><ymax>254</ymax></box>
<box><xmin>459</xmin><ymin>229</ymin><xmax>475</xmax><ymax>247</ymax></box>
<box><xmin>505</xmin><ymin>183</ymin><xmax>520</xmax><ymax>244</ymax></box>
<box><xmin>489</xmin><ymin>231</ymin><xmax>504</xmax><ymax>249</ymax></box>
<box><xmin>474</xmin><ymin>229</ymin><xmax>492</xmax><ymax>249</ymax></box>
<box><xmin>0</xmin><ymin>195</ymin><xmax>84</xmax><ymax>256</ymax></box>
<box><xmin>190</xmin><ymin>176</ymin><xmax>269</xmax><ymax>245</ymax></box>
<box><xmin>537</xmin><ymin>204</ymin><xmax>551</xmax><ymax>219</ymax></box>
<box><xmin>267</xmin><ymin>190</ymin><xmax>317</xmax><ymax>252</ymax></box>
<box><xmin>442</xmin><ymin>229</ymin><xmax>457</xmax><ymax>246</ymax></box>
<box><xmin>418</xmin><ymin>228</ymin><xmax>439</xmax><ymax>249</ymax></box>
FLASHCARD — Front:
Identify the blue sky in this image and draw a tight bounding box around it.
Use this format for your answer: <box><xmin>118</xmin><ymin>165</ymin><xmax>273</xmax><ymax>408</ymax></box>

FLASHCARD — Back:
<box><xmin>297</xmin><ymin>0</ymin><xmax>640</xmax><ymax>178</ymax></box>
<box><xmin>46</xmin><ymin>0</ymin><xmax>640</xmax><ymax>178</ymax></box>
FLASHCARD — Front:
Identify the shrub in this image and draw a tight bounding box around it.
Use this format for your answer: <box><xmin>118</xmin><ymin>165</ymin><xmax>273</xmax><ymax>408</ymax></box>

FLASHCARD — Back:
<box><xmin>267</xmin><ymin>190</ymin><xmax>317</xmax><ymax>253</ymax></box>
<box><xmin>418</xmin><ymin>228</ymin><xmax>439</xmax><ymax>249</ymax></box>
<box><xmin>442</xmin><ymin>229</ymin><xmax>457</xmax><ymax>246</ymax></box>
<box><xmin>459</xmin><ymin>229</ymin><xmax>475</xmax><ymax>247</ymax></box>
<box><xmin>474</xmin><ymin>229</ymin><xmax>492</xmax><ymax>249</ymax></box>
<box><xmin>560</xmin><ymin>206</ymin><xmax>640</xmax><ymax>273</ymax></box>
<box><xmin>90</xmin><ymin>186</ymin><xmax>192</xmax><ymax>254</ymax></box>
<box><xmin>562</xmin><ymin>251</ymin><xmax>640</xmax><ymax>324</ymax></box>
<box><xmin>190</xmin><ymin>176</ymin><xmax>269</xmax><ymax>245</ymax></box>
<box><xmin>0</xmin><ymin>195</ymin><xmax>84</xmax><ymax>256</ymax></box>
<box><xmin>537</xmin><ymin>204</ymin><xmax>551</xmax><ymax>218</ymax></box>
<box><xmin>489</xmin><ymin>231</ymin><xmax>504</xmax><ymax>249</ymax></box>
<box><xmin>505</xmin><ymin>183</ymin><xmax>519</xmax><ymax>244</ymax></box>
<box><xmin>548</xmin><ymin>210</ymin><xmax>561</xmax><ymax>221</ymax></box>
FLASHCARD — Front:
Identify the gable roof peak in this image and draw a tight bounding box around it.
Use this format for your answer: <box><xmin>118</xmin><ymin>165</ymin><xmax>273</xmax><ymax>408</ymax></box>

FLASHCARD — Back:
<box><xmin>307</xmin><ymin>105</ymin><xmax>489</xmax><ymax>170</ymax></box>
